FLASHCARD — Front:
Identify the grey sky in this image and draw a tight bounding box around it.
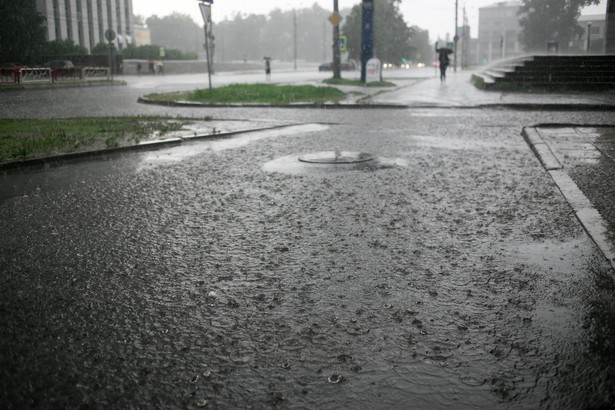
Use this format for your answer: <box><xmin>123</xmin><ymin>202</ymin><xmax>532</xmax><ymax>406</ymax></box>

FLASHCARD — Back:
<box><xmin>132</xmin><ymin>0</ymin><xmax>607</xmax><ymax>42</ymax></box>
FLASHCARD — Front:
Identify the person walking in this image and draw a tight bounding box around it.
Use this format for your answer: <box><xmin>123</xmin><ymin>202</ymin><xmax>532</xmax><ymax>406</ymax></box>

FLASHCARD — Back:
<box><xmin>436</xmin><ymin>45</ymin><xmax>451</xmax><ymax>82</ymax></box>
<box><xmin>264</xmin><ymin>57</ymin><xmax>271</xmax><ymax>81</ymax></box>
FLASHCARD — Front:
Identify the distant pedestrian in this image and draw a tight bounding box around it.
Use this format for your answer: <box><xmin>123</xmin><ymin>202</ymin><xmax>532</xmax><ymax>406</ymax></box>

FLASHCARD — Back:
<box><xmin>436</xmin><ymin>46</ymin><xmax>451</xmax><ymax>82</ymax></box>
<box><xmin>136</xmin><ymin>62</ymin><xmax>142</xmax><ymax>75</ymax></box>
<box><xmin>156</xmin><ymin>60</ymin><xmax>164</xmax><ymax>75</ymax></box>
<box><xmin>148</xmin><ymin>60</ymin><xmax>155</xmax><ymax>74</ymax></box>
<box><xmin>264</xmin><ymin>57</ymin><xmax>271</xmax><ymax>81</ymax></box>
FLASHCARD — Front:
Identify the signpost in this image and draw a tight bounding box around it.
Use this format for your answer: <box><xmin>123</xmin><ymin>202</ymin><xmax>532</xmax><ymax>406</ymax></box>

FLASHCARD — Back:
<box><xmin>331</xmin><ymin>1</ymin><xmax>342</xmax><ymax>79</ymax></box>
<box><xmin>360</xmin><ymin>0</ymin><xmax>374</xmax><ymax>83</ymax></box>
<box><xmin>104</xmin><ymin>29</ymin><xmax>116</xmax><ymax>80</ymax></box>
<box><xmin>198</xmin><ymin>0</ymin><xmax>213</xmax><ymax>91</ymax></box>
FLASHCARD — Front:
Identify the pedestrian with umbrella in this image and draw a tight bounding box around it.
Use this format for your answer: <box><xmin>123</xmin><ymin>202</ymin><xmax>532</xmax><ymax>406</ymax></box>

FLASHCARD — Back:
<box><xmin>435</xmin><ymin>42</ymin><xmax>453</xmax><ymax>82</ymax></box>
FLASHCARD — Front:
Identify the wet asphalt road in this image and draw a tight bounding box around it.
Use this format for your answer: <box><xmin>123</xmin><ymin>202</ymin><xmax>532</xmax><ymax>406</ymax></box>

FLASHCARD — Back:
<box><xmin>1</xmin><ymin>80</ymin><xmax>615</xmax><ymax>409</ymax></box>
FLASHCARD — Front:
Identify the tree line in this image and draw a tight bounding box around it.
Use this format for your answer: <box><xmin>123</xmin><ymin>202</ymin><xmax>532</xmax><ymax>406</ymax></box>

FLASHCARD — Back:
<box><xmin>0</xmin><ymin>0</ymin><xmax>602</xmax><ymax>66</ymax></box>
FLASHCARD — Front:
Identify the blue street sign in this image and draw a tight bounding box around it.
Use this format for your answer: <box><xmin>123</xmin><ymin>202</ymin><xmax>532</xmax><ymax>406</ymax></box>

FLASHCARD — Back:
<box><xmin>360</xmin><ymin>0</ymin><xmax>374</xmax><ymax>82</ymax></box>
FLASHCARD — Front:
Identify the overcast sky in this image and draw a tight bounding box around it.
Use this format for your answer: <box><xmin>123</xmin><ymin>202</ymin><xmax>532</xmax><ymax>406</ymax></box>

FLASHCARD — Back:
<box><xmin>132</xmin><ymin>0</ymin><xmax>607</xmax><ymax>41</ymax></box>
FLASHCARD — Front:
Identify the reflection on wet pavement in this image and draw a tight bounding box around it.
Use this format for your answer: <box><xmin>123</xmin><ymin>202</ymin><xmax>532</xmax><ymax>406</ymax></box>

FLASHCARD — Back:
<box><xmin>1</xmin><ymin>110</ymin><xmax>614</xmax><ymax>409</ymax></box>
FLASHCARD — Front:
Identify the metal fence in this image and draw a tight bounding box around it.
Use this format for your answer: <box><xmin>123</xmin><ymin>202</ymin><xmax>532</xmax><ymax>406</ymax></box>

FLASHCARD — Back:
<box><xmin>0</xmin><ymin>67</ymin><xmax>109</xmax><ymax>85</ymax></box>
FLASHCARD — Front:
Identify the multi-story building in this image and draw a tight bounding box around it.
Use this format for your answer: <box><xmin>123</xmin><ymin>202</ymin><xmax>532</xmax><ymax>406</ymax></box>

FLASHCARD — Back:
<box><xmin>35</xmin><ymin>0</ymin><xmax>134</xmax><ymax>52</ymax></box>
<box><xmin>578</xmin><ymin>15</ymin><xmax>607</xmax><ymax>53</ymax></box>
<box><xmin>478</xmin><ymin>1</ymin><xmax>522</xmax><ymax>64</ymax></box>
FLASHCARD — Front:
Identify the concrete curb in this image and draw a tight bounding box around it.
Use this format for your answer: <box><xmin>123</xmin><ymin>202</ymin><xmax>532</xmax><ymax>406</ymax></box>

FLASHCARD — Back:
<box><xmin>0</xmin><ymin>124</ymin><xmax>295</xmax><ymax>173</ymax></box>
<box><xmin>138</xmin><ymin>97</ymin><xmax>615</xmax><ymax>112</ymax></box>
<box><xmin>136</xmin><ymin>96</ymin><xmax>408</xmax><ymax>110</ymax></box>
<box><xmin>522</xmin><ymin>126</ymin><xmax>615</xmax><ymax>275</ymax></box>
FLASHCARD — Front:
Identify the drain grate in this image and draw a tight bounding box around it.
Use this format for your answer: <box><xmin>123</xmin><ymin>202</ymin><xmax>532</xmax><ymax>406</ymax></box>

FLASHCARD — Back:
<box><xmin>298</xmin><ymin>150</ymin><xmax>374</xmax><ymax>164</ymax></box>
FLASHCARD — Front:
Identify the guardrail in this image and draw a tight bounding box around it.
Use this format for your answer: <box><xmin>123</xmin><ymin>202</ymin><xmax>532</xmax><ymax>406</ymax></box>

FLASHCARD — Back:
<box><xmin>83</xmin><ymin>67</ymin><xmax>109</xmax><ymax>79</ymax></box>
<box><xmin>0</xmin><ymin>68</ymin><xmax>20</xmax><ymax>84</ymax></box>
<box><xmin>21</xmin><ymin>67</ymin><xmax>51</xmax><ymax>83</ymax></box>
<box><xmin>0</xmin><ymin>66</ymin><xmax>109</xmax><ymax>85</ymax></box>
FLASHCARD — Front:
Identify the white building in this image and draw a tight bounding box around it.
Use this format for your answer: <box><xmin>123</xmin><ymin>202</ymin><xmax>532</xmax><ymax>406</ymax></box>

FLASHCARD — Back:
<box><xmin>35</xmin><ymin>0</ymin><xmax>134</xmax><ymax>52</ymax></box>
<box><xmin>578</xmin><ymin>15</ymin><xmax>607</xmax><ymax>52</ymax></box>
<box><xmin>478</xmin><ymin>1</ymin><xmax>522</xmax><ymax>64</ymax></box>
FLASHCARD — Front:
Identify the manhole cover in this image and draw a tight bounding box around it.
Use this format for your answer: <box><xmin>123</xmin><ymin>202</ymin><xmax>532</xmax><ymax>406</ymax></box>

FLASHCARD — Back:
<box><xmin>298</xmin><ymin>150</ymin><xmax>374</xmax><ymax>164</ymax></box>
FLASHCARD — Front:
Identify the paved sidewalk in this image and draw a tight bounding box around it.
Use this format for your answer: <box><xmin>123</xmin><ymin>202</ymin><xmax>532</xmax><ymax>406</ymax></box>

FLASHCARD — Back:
<box><xmin>366</xmin><ymin>70</ymin><xmax>615</xmax><ymax>109</ymax></box>
<box><xmin>523</xmin><ymin>126</ymin><xmax>615</xmax><ymax>272</ymax></box>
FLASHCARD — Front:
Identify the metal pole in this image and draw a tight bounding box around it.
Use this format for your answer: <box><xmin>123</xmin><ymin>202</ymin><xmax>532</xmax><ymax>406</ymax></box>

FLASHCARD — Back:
<box><xmin>454</xmin><ymin>0</ymin><xmax>458</xmax><ymax>72</ymax></box>
<box><xmin>108</xmin><ymin>41</ymin><xmax>113</xmax><ymax>81</ymax></box>
<box><xmin>587</xmin><ymin>22</ymin><xmax>592</xmax><ymax>53</ymax></box>
<box><xmin>360</xmin><ymin>0</ymin><xmax>374</xmax><ymax>83</ymax></box>
<box><xmin>204</xmin><ymin>25</ymin><xmax>212</xmax><ymax>90</ymax></box>
<box><xmin>333</xmin><ymin>0</ymin><xmax>341</xmax><ymax>79</ymax></box>
<box><xmin>606</xmin><ymin>0</ymin><xmax>615</xmax><ymax>54</ymax></box>
<box><xmin>294</xmin><ymin>10</ymin><xmax>298</xmax><ymax>71</ymax></box>
<box><xmin>199</xmin><ymin>2</ymin><xmax>213</xmax><ymax>90</ymax></box>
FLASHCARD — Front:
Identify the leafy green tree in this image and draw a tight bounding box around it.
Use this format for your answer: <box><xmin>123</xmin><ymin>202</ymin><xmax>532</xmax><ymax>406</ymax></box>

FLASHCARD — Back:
<box><xmin>0</xmin><ymin>0</ymin><xmax>46</xmax><ymax>64</ymax></box>
<box><xmin>518</xmin><ymin>0</ymin><xmax>600</xmax><ymax>51</ymax></box>
<box><xmin>119</xmin><ymin>44</ymin><xmax>197</xmax><ymax>60</ymax></box>
<box><xmin>342</xmin><ymin>0</ymin><xmax>414</xmax><ymax>64</ymax></box>
<box><xmin>407</xmin><ymin>26</ymin><xmax>431</xmax><ymax>64</ymax></box>
<box><xmin>92</xmin><ymin>42</ymin><xmax>116</xmax><ymax>55</ymax></box>
<box><xmin>41</xmin><ymin>39</ymin><xmax>88</xmax><ymax>57</ymax></box>
<box><xmin>146</xmin><ymin>13</ymin><xmax>203</xmax><ymax>54</ymax></box>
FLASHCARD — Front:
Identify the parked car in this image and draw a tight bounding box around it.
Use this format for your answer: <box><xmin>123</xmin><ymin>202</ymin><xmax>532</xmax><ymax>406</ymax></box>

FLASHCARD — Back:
<box><xmin>318</xmin><ymin>60</ymin><xmax>356</xmax><ymax>71</ymax></box>
<box><xmin>43</xmin><ymin>60</ymin><xmax>74</xmax><ymax>69</ymax></box>
<box><xmin>318</xmin><ymin>61</ymin><xmax>333</xmax><ymax>71</ymax></box>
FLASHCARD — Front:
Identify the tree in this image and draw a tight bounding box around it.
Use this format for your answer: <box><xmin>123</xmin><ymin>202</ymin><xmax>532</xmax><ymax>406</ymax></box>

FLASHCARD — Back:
<box><xmin>518</xmin><ymin>0</ymin><xmax>600</xmax><ymax>51</ymax></box>
<box><xmin>342</xmin><ymin>0</ymin><xmax>414</xmax><ymax>64</ymax></box>
<box><xmin>0</xmin><ymin>0</ymin><xmax>46</xmax><ymax>64</ymax></box>
<box><xmin>407</xmin><ymin>26</ymin><xmax>431</xmax><ymax>65</ymax></box>
<box><xmin>146</xmin><ymin>13</ymin><xmax>203</xmax><ymax>54</ymax></box>
<box><xmin>41</xmin><ymin>39</ymin><xmax>88</xmax><ymax>57</ymax></box>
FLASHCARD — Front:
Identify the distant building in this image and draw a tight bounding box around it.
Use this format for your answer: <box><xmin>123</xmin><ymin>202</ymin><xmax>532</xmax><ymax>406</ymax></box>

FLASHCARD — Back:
<box><xmin>35</xmin><ymin>0</ymin><xmax>134</xmax><ymax>52</ymax></box>
<box><xmin>133</xmin><ymin>24</ymin><xmax>151</xmax><ymax>47</ymax></box>
<box><xmin>578</xmin><ymin>15</ymin><xmax>606</xmax><ymax>53</ymax></box>
<box><xmin>478</xmin><ymin>1</ymin><xmax>522</xmax><ymax>64</ymax></box>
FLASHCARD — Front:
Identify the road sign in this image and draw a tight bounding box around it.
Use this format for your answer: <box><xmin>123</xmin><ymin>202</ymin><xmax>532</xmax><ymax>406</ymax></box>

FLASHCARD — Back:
<box><xmin>328</xmin><ymin>11</ymin><xmax>342</xmax><ymax>26</ymax></box>
<box><xmin>159</xmin><ymin>47</ymin><xmax>165</xmax><ymax>58</ymax></box>
<box><xmin>199</xmin><ymin>2</ymin><xmax>212</xmax><ymax>25</ymax></box>
<box><xmin>339</xmin><ymin>35</ymin><xmax>347</xmax><ymax>52</ymax></box>
<box><xmin>104</xmin><ymin>29</ymin><xmax>116</xmax><ymax>42</ymax></box>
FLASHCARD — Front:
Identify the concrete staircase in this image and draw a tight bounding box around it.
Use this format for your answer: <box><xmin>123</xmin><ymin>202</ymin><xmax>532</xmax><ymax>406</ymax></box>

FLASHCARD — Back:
<box><xmin>472</xmin><ymin>55</ymin><xmax>615</xmax><ymax>91</ymax></box>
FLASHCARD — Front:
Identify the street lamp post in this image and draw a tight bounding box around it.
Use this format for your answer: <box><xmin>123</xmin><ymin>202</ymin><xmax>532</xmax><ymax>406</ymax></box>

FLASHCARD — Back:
<box><xmin>587</xmin><ymin>21</ymin><xmax>593</xmax><ymax>53</ymax></box>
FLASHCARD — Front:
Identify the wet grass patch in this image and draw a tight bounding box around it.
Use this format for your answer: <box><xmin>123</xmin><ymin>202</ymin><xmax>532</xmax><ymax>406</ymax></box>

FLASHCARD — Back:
<box><xmin>145</xmin><ymin>83</ymin><xmax>346</xmax><ymax>104</ymax></box>
<box><xmin>0</xmin><ymin>116</ymin><xmax>206</xmax><ymax>162</ymax></box>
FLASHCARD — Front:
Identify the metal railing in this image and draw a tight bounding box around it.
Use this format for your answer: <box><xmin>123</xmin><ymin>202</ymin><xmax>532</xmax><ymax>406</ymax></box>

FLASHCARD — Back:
<box><xmin>0</xmin><ymin>66</ymin><xmax>109</xmax><ymax>85</ymax></box>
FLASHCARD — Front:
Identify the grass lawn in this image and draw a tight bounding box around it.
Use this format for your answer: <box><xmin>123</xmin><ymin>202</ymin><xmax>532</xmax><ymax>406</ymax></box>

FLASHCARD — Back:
<box><xmin>0</xmin><ymin>116</ymin><xmax>205</xmax><ymax>163</ymax></box>
<box><xmin>145</xmin><ymin>83</ymin><xmax>346</xmax><ymax>105</ymax></box>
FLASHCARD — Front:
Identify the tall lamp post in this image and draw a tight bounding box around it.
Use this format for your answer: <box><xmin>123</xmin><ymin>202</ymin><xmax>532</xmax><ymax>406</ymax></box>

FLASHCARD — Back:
<box><xmin>198</xmin><ymin>0</ymin><xmax>214</xmax><ymax>91</ymax></box>
<box><xmin>587</xmin><ymin>21</ymin><xmax>592</xmax><ymax>53</ymax></box>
